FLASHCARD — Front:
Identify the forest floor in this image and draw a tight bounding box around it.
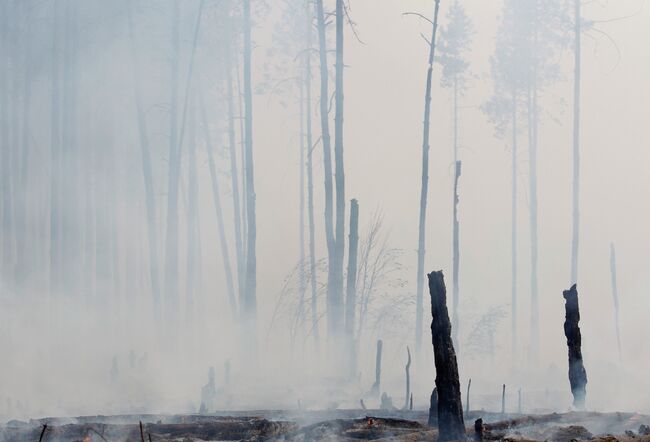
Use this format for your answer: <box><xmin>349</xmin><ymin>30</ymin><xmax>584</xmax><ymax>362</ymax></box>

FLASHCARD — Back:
<box><xmin>1</xmin><ymin>409</ymin><xmax>649</xmax><ymax>441</ymax></box>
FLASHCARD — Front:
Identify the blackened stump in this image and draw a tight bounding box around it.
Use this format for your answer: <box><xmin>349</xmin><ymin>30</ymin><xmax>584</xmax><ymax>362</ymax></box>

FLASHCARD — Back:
<box><xmin>563</xmin><ymin>284</ymin><xmax>587</xmax><ymax>409</ymax></box>
<box><xmin>429</xmin><ymin>271</ymin><xmax>466</xmax><ymax>441</ymax></box>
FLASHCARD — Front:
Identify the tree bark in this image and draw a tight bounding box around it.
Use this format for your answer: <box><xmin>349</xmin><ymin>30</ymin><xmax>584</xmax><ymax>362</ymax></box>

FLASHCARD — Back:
<box><xmin>428</xmin><ymin>387</ymin><xmax>438</xmax><ymax>427</ymax></box>
<box><xmin>415</xmin><ymin>0</ymin><xmax>441</xmax><ymax>353</ymax></box>
<box><xmin>428</xmin><ymin>270</ymin><xmax>465</xmax><ymax>441</ymax></box>
<box><xmin>563</xmin><ymin>284</ymin><xmax>587</xmax><ymax>410</ymax></box>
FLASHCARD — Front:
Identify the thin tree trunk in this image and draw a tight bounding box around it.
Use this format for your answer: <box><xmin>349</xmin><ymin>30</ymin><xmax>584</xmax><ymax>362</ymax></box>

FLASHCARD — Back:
<box><xmin>127</xmin><ymin>3</ymin><xmax>161</xmax><ymax>318</ymax></box>
<box><xmin>163</xmin><ymin>0</ymin><xmax>181</xmax><ymax>324</ymax></box>
<box><xmin>186</xmin><ymin>96</ymin><xmax>198</xmax><ymax>324</ymax></box>
<box><xmin>298</xmin><ymin>77</ymin><xmax>307</xmax><ymax>337</ymax></box>
<box><xmin>370</xmin><ymin>339</ymin><xmax>383</xmax><ymax>397</ymax></box>
<box><xmin>243</xmin><ymin>0</ymin><xmax>258</xmax><ymax>338</ymax></box>
<box><xmin>49</xmin><ymin>0</ymin><xmax>62</xmax><ymax>296</ymax></box>
<box><xmin>403</xmin><ymin>346</ymin><xmax>412</xmax><ymax>410</ymax></box>
<box><xmin>199</xmin><ymin>92</ymin><xmax>237</xmax><ymax>318</ymax></box>
<box><xmin>570</xmin><ymin>0</ymin><xmax>581</xmax><ymax>285</ymax></box>
<box><xmin>305</xmin><ymin>0</ymin><xmax>319</xmax><ymax>347</ymax></box>
<box><xmin>501</xmin><ymin>384</ymin><xmax>506</xmax><ymax>414</ymax></box>
<box><xmin>331</xmin><ymin>0</ymin><xmax>346</xmax><ymax>341</ymax></box>
<box><xmin>609</xmin><ymin>243</ymin><xmax>622</xmax><ymax>361</ymax></box>
<box><xmin>345</xmin><ymin>198</ymin><xmax>359</xmax><ymax>376</ymax></box>
<box><xmin>466</xmin><ymin>378</ymin><xmax>471</xmax><ymax>414</ymax></box>
<box><xmin>428</xmin><ymin>270</ymin><xmax>465</xmax><ymax>442</ymax></box>
<box><xmin>415</xmin><ymin>0</ymin><xmax>441</xmax><ymax>353</ymax></box>
<box><xmin>452</xmin><ymin>160</ymin><xmax>461</xmax><ymax>349</ymax></box>
<box><xmin>511</xmin><ymin>86</ymin><xmax>518</xmax><ymax>357</ymax></box>
<box><xmin>225</xmin><ymin>47</ymin><xmax>245</xmax><ymax>312</ymax></box>
<box><xmin>314</xmin><ymin>0</ymin><xmax>336</xmax><ymax>340</ymax></box>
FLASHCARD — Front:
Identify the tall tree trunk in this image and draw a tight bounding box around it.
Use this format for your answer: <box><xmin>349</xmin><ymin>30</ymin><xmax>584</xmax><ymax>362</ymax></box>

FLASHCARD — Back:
<box><xmin>163</xmin><ymin>0</ymin><xmax>181</xmax><ymax>325</ymax></box>
<box><xmin>186</xmin><ymin>96</ymin><xmax>199</xmax><ymax>324</ymax></box>
<box><xmin>305</xmin><ymin>0</ymin><xmax>319</xmax><ymax>347</ymax></box>
<box><xmin>331</xmin><ymin>0</ymin><xmax>347</xmax><ymax>341</ymax></box>
<box><xmin>609</xmin><ymin>243</ymin><xmax>622</xmax><ymax>361</ymax></box>
<box><xmin>528</xmin><ymin>23</ymin><xmax>540</xmax><ymax>362</ymax></box>
<box><xmin>511</xmin><ymin>86</ymin><xmax>518</xmax><ymax>357</ymax></box>
<box><xmin>200</xmin><ymin>93</ymin><xmax>237</xmax><ymax>318</ymax></box>
<box><xmin>49</xmin><ymin>0</ymin><xmax>62</xmax><ymax>296</ymax></box>
<box><xmin>570</xmin><ymin>0</ymin><xmax>581</xmax><ymax>285</ymax></box>
<box><xmin>452</xmin><ymin>160</ymin><xmax>461</xmax><ymax>350</ymax></box>
<box><xmin>415</xmin><ymin>0</ymin><xmax>441</xmax><ymax>353</ymax></box>
<box><xmin>225</xmin><ymin>49</ymin><xmax>245</xmax><ymax>314</ymax></box>
<box><xmin>314</xmin><ymin>0</ymin><xmax>335</xmax><ymax>341</ymax></box>
<box><xmin>298</xmin><ymin>77</ymin><xmax>307</xmax><ymax>337</ymax></box>
<box><xmin>345</xmin><ymin>198</ymin><xmax>359</xmax><ymax>376</ymax></box>
<box><xmin>243</xmin><ymin>0</ymin><xmax>258</xmax><ymax>339</ymax></box>
<box><xmin>127</xmin><ymin>3</ymin><xmax>161</xmax><ymax>319</ymax></box>
<box><xmin>428</xmin><ymin>270</ymin><xmax>465</xmax><ymax>441</ymax></box>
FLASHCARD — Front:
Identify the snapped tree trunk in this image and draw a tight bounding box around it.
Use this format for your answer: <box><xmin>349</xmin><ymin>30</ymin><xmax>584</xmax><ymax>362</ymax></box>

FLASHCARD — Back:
<box><xmin>403</xmin><ymin>346</ymin><xmax>412</xmax><ymax>410</ymax></box>
<box><xmin>345</xmin><ymin>199</ymin><xmax>359</xmax><ymax>376</ymax></box>
<box><xmin>415</xmin><ymin>0</ymin><xmax>442</xmax><ymax>353</ymax></box>
<box><xmin>609</xmin><ymin>243</ymin><xmax>622</xmax><ymax>361</ymax></box>
<box><xmin>501</xmin><ymin>384</ymin><xmax>506</xmax><ymax>414</ymax></box>
<box><xmin>428</xmin><ymin>270</ymin><xmax>465</xmax><ymax>441</ymax></box>
<box><xmin>563</xmin><ymin>284</ymin><xmax>587</xmax><ymax>410</ymax></box>
<box><xmin>370</xmin><ymin>339</ymin><xmax>383</xmax><ymax>397</ymax></box>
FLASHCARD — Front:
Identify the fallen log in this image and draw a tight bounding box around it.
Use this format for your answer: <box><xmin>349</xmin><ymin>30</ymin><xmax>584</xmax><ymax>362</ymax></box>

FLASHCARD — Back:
<box><xmin>429</xmin><ymin>270</ymin><xmax>466</xmax><ymax>441</ymax></box>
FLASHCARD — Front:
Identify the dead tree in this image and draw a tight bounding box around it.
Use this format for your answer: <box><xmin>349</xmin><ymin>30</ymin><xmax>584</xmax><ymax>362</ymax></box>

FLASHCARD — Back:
<box><xmin>345</xmin><ymin>199</ymin><xmax>360</xmax><ymax>376</ymax></box>
<box><xmin>429</xmin><ymin>270</ymin><xmax>465</xmax><ymax>441</ymax></box>
<box><xmin>369</xmin><ymin>339</ymin><xmax>383</xmax><ymax>397</ymax></box>
<box><xmin>403</xmin><ymin>346</ymin><xmax>412</xmax><ymax>410</ymax></box>
<box><xmin>474</xmin><ymin>418</ymin><xmax>483</xmax><ymax>441</ymax></box>
<box><xmin>609</xmin><ymin>243</ymin><xmax>622</xmax><ymax>361</ymax></box>
<box><xmin>518</xmin><ymin>388</ymin><xmax>522</xmax><ymax>414</ymax></box>
<box><xmin>563</xmin><ymin>284</ymin><xmax>587</xmax><ymax>410</ymax></box>
<box><xmin>501</xmin><ymin>384</ymin><xmax>505</xmax><ymax>414</ymax></box>
<box><xmin>428</xmin><ymin>387</ymin><xmax>438</xmax><ymax>426</ymax></box>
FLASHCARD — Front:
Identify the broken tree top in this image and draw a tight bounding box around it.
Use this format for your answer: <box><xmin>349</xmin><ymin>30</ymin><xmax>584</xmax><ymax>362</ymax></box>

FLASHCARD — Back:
<box><xmin>428</xmin><ymin>270</ymin><xmax>465</xmax><ymax>442</ymax></box>
<box><xmin>563</xmin><ymin>283</ymin><xmax>587</xmax><ymax>410</ymax></box>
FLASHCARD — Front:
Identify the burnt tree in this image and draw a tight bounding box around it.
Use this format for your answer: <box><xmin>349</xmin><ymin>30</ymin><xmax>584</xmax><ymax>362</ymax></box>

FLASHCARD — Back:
<box><xmin>563</xmin><ymin>284</ymin><xmax>587</xmax><ymax>410</ymax></box>
<box><xmin>429</xmin><ymin>270</ymin><xmax>465</xmax><ymax>441</ymax></box>
<box><xmin>428</xmin><ymin>387</ymin><xmax>438</xmax><ymax>427</ymax></box>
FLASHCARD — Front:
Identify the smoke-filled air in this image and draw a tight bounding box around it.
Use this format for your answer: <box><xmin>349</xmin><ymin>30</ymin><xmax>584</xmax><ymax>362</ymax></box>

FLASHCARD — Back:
<box><xmin>1</xmin><ymin>0</ymin><xmax>650</xmax><ymax>441</ymax></box>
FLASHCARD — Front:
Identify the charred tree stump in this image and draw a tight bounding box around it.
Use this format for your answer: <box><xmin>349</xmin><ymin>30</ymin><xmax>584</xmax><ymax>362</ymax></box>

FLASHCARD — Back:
<box><xmin>428</xmin><ymin>387</ymin><xmax>438</xmax><ymax>427</ymax></box>
<box><xmin>370</xmin><ymin>339</ymin><xmax>383</xmax><ymax>397</ymax></box>
<box><xmin>563</xmin><ymin>284</ymin><xmax>587</xmax><ymax>409</ymax></box>
<box><xmin>474</xmin><ymin>418</ymin><xmax>483</xmax><ymax>441</ymax></box>
<box><xmin>428</xmin><ymin>270</ymin><xmax>466</xmax><ymax>441</ymax></box>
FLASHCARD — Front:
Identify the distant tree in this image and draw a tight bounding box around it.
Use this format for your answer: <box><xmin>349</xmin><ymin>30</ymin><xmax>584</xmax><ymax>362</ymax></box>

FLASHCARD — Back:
<box><xmin>436</xmin><ymin>0</ymin><xmax>474</xmax><ymax>350</ymax></box>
